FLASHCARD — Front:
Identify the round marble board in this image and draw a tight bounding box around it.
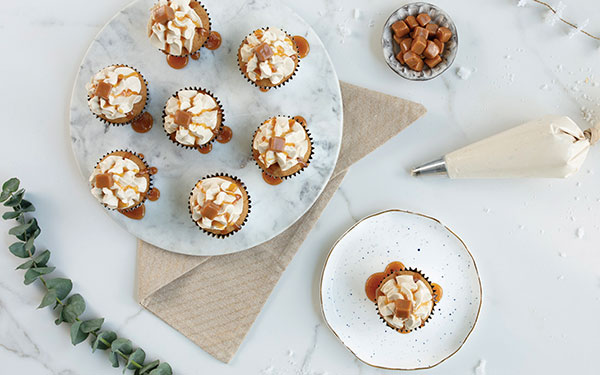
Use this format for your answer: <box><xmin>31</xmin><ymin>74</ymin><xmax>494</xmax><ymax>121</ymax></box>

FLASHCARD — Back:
<box><xmin>69</xmin><ymin>0</ymin><xmax>343</xmax><ymax>255</ymax></box>
<box><xmin>320</xmin><ymin>210</ymin><xmax>481</xmax><ymax>370</ymax></box>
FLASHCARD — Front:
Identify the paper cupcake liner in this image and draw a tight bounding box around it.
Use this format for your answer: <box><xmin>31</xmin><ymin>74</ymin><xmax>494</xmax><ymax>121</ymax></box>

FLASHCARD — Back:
<box><xmin>155</xmin><ymin>1</ymin><xmax>212</xmax><ymax>57</ymax></box>
<box><xmin>161</xmin><ymin>87</ymin><xmax>225</xmax><ymax>152</ymax></box>
<box><xmin>251</xmin><ymin>116</ymin><xmax>314</xmax><ymax>181</ymax></box>
<box><xmin>237</xmin><ymin>27</ymin><xmax>301</xmax><ymax>91</ymax></box>
<box><xmin>188</xmin><ymin>173</ymin><xmax>251</xmax><ymax>238</ymax></box>
<box><xmin>92</xmin><ymin>149</ymin><xmax>154</xmax><ymax>213</ymax></box>
<box><xmin>374</xmin><ymin>267</ymin><xmax>438</xmax><ymax>334</ymax></box>
<box><xmin>87</xmin><ymin>64</ymin><xmax>150</xmax><ymax>127</ymax></box>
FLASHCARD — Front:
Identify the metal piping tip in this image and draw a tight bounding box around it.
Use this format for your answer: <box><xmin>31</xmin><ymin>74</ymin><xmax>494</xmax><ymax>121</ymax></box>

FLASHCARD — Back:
<box><xmin>411</xmin><ymin>158</ymin><xmax>448</xmax><ymax>176</ymax></box>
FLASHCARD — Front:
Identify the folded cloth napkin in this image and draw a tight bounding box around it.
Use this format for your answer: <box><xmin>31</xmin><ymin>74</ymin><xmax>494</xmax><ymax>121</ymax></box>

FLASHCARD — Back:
<box><xmin>136</xmin><ymin>81</ymin><xmax>427</xmax><ymax>363</ymax></box>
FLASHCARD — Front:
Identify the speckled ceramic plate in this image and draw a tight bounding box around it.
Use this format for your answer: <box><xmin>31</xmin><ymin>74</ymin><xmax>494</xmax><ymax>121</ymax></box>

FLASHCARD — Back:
<box><xmin>320</xmin><ymin>210</ymin><xmax>481</xmax><ymax>370</ymax></box>
<box><xmin>382</xmin><ymin>2</ymin><xmax>458</xmax><ymax>81</ymax></box>
<box><xmin>68</xmin><ymin>0</ymin><xmax>342</xmax><ymax>256</ymax></box>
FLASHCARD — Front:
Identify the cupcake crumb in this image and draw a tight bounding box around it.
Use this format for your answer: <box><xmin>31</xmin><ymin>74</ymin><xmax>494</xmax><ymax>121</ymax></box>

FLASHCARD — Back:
<box><xmin>456</xmin><ymin>66</ymin><xmax>473</xmax><ymax>80</ymax></box>
<box><xmin>576</xmin><ymin>227</ymin><xmax>585</xmax><ymax>239</ymax></box>
<box><xmin>353</xmin><ymin>8</ymin><xmax>361</xmax><ymax>19</ymax></box>
<box><xmin>558</xmin><ymin>251</ymin><xmax>567</xmax><ymax>258</ymax></box>
<box><xmin>558</xmin><ymin>275</ymin><xmax>565</xmax><ymax>280</ymax></box>
<box><xmin>474</xmin><ymin>359</ymin><xmax>487</xmax><ymax>375</ymax></box>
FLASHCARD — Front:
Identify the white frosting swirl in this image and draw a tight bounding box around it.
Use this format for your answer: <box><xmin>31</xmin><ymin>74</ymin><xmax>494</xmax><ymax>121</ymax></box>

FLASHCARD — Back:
<box><xmin>89</xmin><ymin>155</ymin><xmax>148</xmax><ymax>210</ymax></box>
<box><xmin>164</xmin><ymin>90</ymin><xmax>220</xmax><ymax>146</ymax></box>
<box><xmin>240</xmin><ymin>27</ymin><xmax>297</xmax><ymax>85</ymax></box>
<box><xmin>149</xmin><ymin>0</ymin><xmax>204</xmax><ymax>56</ymax></box>
<box><xmin>190</xmin><ymin>177</ymin><xmax>245</xmax><ymax>231</ymax></box>
<box><xmin>377</xmin><ymin>273</ymin><xmax>434</xmax><ymax>331</ymax></box>
<box><xmin>253</xmin><ymin>116</ymin><xmax>309</xmax><ymax>172</ymax></box>
<box><xmin>86</xmin><ymin>66</ymin><xmax>143</xmax><ymax>120</ymax></box>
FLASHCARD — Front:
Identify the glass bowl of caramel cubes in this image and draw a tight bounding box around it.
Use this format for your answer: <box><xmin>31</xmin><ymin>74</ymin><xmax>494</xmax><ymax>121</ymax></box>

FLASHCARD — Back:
<box><xmin>382</xmin><ymin>2</ymin><xmax>458</xmax><ymax>81</ymax></box>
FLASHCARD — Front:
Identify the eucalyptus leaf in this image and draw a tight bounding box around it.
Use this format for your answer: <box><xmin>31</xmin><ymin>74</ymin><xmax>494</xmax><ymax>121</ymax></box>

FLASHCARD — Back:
<box><xmin>38</xmin><ymin>290</ymin><xmax>57</xmax><ymax>308</ymax></box>
<box><xmin>61</xmin><ymin>294</ymin><xmax>85</xmax><ymax>323</ymax></box>
<box><xmin>8</xmin><ymin>242</ymin><xmax>28</xmax><ymax>258</ymax></box>
<box><xmin>33</xmin><ymin>249</ymin><xmax>50</xmax><ymax>267</ymax></box>
<box><xmin>70</xmin><ymin>321</ymin><xmax>89</xmax><ymax>345</ymax></box>
<box><xmin>137</xmin><ymin>360</ymin><xmax>160</xmax><ymax>374</ymax></box>
<box><xmin>54</xmin><ymin>306</ymin><xmax>64</xmax><ymax>325</ymax></box>
<box><xmin>24</xmin><ymin>236</ymin><xmax>35</xmax><ymax>254</ymax></box>
<box><xmin>80</xmin><ymin>318</ymin><xmax>104</xmax><ymax>333</ymax></box>
<box><xmin>2</xmin><ymin>211</ymin><xmax>22</xmax><ymax>220</ymax></box>
<box><xmin>8</xmin><ymin>221</ymin><xmax>32</xmax><ymax>236</ymax></box>
<box><xmin>126</xmin><ymin>348</ymin><xmax>146</xmax><ymax>371</ymax></box>
<box><xmin>16</xmin><ymin>259</ymin><xmax>34</xmax><ymax>270</ymax></box>
<box><xmin>0</xmin><ymin>191</ymin><xmax>9</xmax><ymax>202</ymax></box>
<box><xmin>149</xmin><ymin>362</ymin><xmax>172</xmax><ymax>375</ymax></box>
<box><xmin>24</xmin><ymin>266</ymin><xmax>55</xmax><ymax>285</ymax></box>
<box><xmin>4</xmin><ymin>189</ymin><xmax>24</xmax><ymax>207</ymax></box>
<box><xmin>2</xmin><ymin>178</ymin><xmax>19</xmax><ymax>194</ymax></box>
<box><xmin>46</xmin><ymin>278</ymin><xmax>72</xmax><ymax>300</ymax></box>
<box><xmin>92</xmin><ymin>331</ymin><xmax>117</xmax><ymax>352</ymax></box>
<box><xmin>108</xmin><ymin>351</ymin><xmax>120</xmax><ymax>368</ymax></box>
<box><xmin>111</xmin><ymin>338</ymin><xmax>133</xmax><ymax>355</ymax></box>
<box><xmin>15</xmin><ymin>219</ymin><xmax>40</xmax><ymax>242</ymax></box>
<box><xmin>19</xmin><ymin>199</ymin><xmax>35</xmax><ymax>212</ymax></box>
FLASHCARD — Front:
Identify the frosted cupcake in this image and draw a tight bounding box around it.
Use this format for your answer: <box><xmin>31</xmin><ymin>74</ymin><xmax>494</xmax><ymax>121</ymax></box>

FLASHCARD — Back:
<box><xmin>238</xmin><ymin>27</ymin><xmax>299</xmax><ymax>90</ymax></box>
<box><xmin>86</xmin><ymin>65</ymin><xmax>147</xmax><ymax>124</ymax></box>
<box><xmin>89</xmin><ymin>151</ymin><xmax>151</xmax><ymax>211</ymax></box>
<box><xmin>252</xmin><ymin>116</ymin><xmax>312</xmax><ymax>178</ymax></box>
<box><xmin>376</xmin><ymin>269</ymin><xmax>441</xmax><ymax>333</ymax></box>
<box><xmin>189</xmin><ymin>175</ymin><xmax>250</xmax><ymax>237</ymax></box>
<box><xmin>148</xmin><ymin>0</ymin><xmax>211</xmax><ymax>56</ymax></box>
<box><xmin>163</xmin><ymin>88</ymin><xmax>223</xmax><ymax>151</ymax></box>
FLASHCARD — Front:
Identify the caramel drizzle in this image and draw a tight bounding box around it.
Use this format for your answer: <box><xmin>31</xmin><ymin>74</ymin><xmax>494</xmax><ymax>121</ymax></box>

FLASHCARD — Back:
<box><xmin>169</xmin><ymin>94</ymin><xmax>219</xmax><ymax>142</ymax></box>
<box><xmin>193</xmin><ymin>180</ymin><xmax>243</xmax><ymax>230</ymax></box>
<box><xmin>95</xmin><ymin>71</ymin><xmax>141</xmax><ymax>113</ymax></box>
<box><xmin>94</xmin><ymin>159</ymin><xmax>148</xmax><ymax>210</ymax></box>
<box><xmin>153</xmin><ymin>3</ymin><xmax>204</xmax><ymax>55</ymax></box>
<box><xmin>258</xmin><ymin>118</ymin><xmax>306</xmax><ymax>166</ymax></box>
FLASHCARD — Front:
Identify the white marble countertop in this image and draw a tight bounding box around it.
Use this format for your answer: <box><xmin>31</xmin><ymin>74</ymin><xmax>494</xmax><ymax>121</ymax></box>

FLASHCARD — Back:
<box><xmin>1</xmin><ymin>0</ymin><xmax>599</xmax><ymax>374</ymax></box>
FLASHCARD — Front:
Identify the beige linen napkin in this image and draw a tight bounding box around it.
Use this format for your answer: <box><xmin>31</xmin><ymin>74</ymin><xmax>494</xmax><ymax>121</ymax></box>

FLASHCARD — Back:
<box><xmin>136</xmin><ymin>82</ymin><xmax>426</xmax><ymax>363</ymax></box>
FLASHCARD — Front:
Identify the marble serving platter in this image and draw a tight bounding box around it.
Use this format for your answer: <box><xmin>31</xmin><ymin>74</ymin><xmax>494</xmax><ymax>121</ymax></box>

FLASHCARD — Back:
<box><xmin>69</xmin><ymin>0</ymin><xmax>342</xmax><ymax>256</ymax></box>
<box><xmin>320</xmin><ymin>210</ymin><xmax>481</xmax><ymax>370</ymax></box>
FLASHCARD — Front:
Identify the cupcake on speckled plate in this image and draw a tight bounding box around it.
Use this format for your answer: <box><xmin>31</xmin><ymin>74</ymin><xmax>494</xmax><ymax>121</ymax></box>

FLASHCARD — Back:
<box><xmin>238</xmin><ymin>27</ymin><xmax>299</xmax><ymax>90</ymax></box>
<box><xmin>252</xmin><ymin>116</ymin><xmax>312</xmax><ymax>179</ymax></box>
<box><xmin>375</xmin><ymin>268</ymin><xmax>442</xmax><ymax>334</ymax></box>
<box><xmin>163</xmin><ymin>88</ymin><xmax>223</xmax><ymax>151</ymax></box>
<box><xmin>189</xmin><ymin>174</ymin><xmax>250</xmax><ymax>237</ymax></box>
<box><xmin>148</xmin><ymin>0</ymin><xmax>211</xmax><ymax>57</ymax></box>
<box><xmin>89</xmin><ymin>151</ymin><xmax>151</xmax><ymax>211</ymax></box>
<box><xmin>86</xmin><ymin>65</ymin><xmax>148</xmax><ymax>125</ymax></box>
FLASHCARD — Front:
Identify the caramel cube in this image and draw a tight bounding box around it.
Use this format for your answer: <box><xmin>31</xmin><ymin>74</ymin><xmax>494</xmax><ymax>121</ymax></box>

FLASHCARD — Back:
<box><xmin>411</xmin><ymin>26</ymin><xmax>429</xmax><ymax>40</ymax></box>
<box><xmin>201</xmin><ymin>201</ymin><xmax>220</xmax><ymax>220</ymax></box>
<box><xmin>153</xmin><ymin>5</ymin><xmax>175</xmax><ymax>24</ymax></box>
<box><xmin>405</xmin><ymin>15</ymin><xmax>419</xmax><ymax>29</ymax></box>
<box><xmin>174</xmin><ymin>110</ymin><xmax>192</xmax><ymax>127</ymax></box>
<box><xmin>416</xmin><ymin>13</ymin><xmax>431</xmax><ymax>27</ymax></box>
<box><xmin>393</xmin><ymin>34</ymin><xmax>403</xmax><ymax>46</ymax></box>
<box><xmin>399</xmin><ymin>37</ymin><xmax>413</xmax><ymax>53</ymax></box>
<box><xmin>423</xmin><ymin>40</ymin><xmax>441</xmax><ymax>59</ymax></box>
<box><xmin>425</xmin><ymin>55</ymin><xmax>443</xmax><ymax>68</ymax></box>
<box><xmin>269</xmin><ymin>136</ymin><xmax>286</xmax><ymax>152</ymax></box>
<box><xmin>94</xmin><ymin>81</ymin><xmax>112</xmax><ymax>100</ymax></box>
<box><xmin>396</xmin><ymin>51</ymin><xmax>405</xmax><ymax>65</ymax></box>
<box><xmin>391</xmin><ymin>20</ymin><xmax>410</xmax><ymax>38</ymax></box>
<box><xmin>410</xmin><ymin>37</ymin><xmax>427</xmax><ymax>55</ymax></box>
<box><xmin>425</xmin><ymin>23</ymin><xmax>439</xmax><ymax>37</ymax></box>
<box><xmin>436</xmin><ymin>27</ymin><xmax>452</xmax><ymax>43</ymax></box>
<box><xmin>394</xmin><ymin>299</ymin><xmax>413</xmax><ymax>319</ymax></box>
<box><xmin>413</xmin><ymin>58</ymin><xmax>424</xmax><ymax>72</ymax></box>
<box><xmin>254</xmin><ymin>42</ymin><xmax>274</xmax><ymax>62</ymax></box>
<box><xmin>433</xmin><ymin>39</ymin><xmax>445</xmax><ymax>54</ymax></box>
<box><xmin>403</xmin><ymin>51</ymin><xmax>421</xmax><ymax>68</ymax></box>
<box><xmin>94</xmin><ymin>173</ymin><xmax>114</xmax><ymax>189</ymax></box>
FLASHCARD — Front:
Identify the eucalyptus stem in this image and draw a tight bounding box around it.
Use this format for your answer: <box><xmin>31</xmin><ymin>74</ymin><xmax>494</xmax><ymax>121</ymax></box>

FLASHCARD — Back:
<box><xmin>1</xmin><ymin>178</ymin><xmax>172</xmax><ymax>375</ymax></box>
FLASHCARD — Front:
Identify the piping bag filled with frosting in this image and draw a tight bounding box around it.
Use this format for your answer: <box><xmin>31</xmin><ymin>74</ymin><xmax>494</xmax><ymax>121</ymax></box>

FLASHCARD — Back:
<box><xmin>412</xmin><ymin>115</ymin><xmax>599</xmax><ymax>178</ymax></box>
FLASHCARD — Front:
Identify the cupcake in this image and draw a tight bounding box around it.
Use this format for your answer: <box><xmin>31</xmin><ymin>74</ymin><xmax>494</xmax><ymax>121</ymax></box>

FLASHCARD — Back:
<box><xmin>163</xmin><ymin>88</ymin><xmax>223</xmax><ymax>151</ymax></box>
<box><xmin>238</xmin><ymin>27</ymin><xmax>299</xmax><ymax>90</ymax></box>
<box><xmin>252</xmin><ymin>116</ymin><xmax>312</xmax><ymax>178</ymax></box>
<box><xmin>375</xmin><ymin>269</ymin><xmax>441</xmax><ymax>333</ymax></box>
<box><xmin>189</xmin><ymin>175</ymin><xmax>250</xmax><ymax>237</ymax></box>
<box><xmin>89</xmin><ymin>151</ymin><xmax>151</xmax><ymax>211</ymax></box>
<box><xmin>86</xmin><ymin>65</ymin><xmax>148</xmax><ymax>124</ymax></box>
<box><xmin>148</xmin><ymin>0</ymin><xmax>211</xmax><ymax>56</ymax></box>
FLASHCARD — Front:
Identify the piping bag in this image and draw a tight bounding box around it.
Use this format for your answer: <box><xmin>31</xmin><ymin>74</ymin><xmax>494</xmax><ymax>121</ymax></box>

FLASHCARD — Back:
<box><xmin>412</xmin><ymin>115</ymin><xmax>600</xmax><ymax>178</ymax></box>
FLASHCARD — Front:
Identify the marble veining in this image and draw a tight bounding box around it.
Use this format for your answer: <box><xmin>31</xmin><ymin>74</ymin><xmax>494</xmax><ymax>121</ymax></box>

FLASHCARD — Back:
<box><xmin>69</xmin><ymin>0</ymin><xmax>343</xmax><ymax>256</ymax></box>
